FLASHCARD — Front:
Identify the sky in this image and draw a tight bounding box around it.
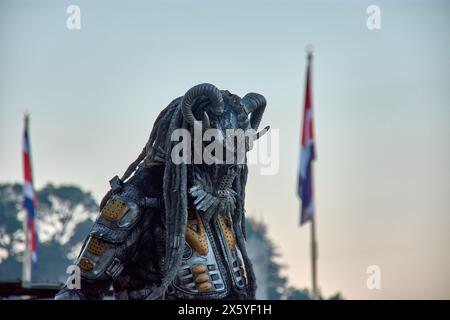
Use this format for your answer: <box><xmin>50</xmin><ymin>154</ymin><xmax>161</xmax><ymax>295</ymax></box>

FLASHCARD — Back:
<box><xmin>1</xmin><ymin>0</ymin><xmax>449</xmax><ymax>299</ymax></box>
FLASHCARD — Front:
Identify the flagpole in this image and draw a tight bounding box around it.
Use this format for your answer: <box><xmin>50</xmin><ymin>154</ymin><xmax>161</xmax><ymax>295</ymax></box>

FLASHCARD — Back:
<box><xmin>311</xmin><ymin>214</ymin><xmax>318</xmax><ymax>299</ymax></box>
<box><xmin>22</xmin><ymin>114</ymin><xmax>32</xmax><ymax>288</ymax></box>
<box><xmin>306</xmin><ymin>47</ymin><xmax>318</xmax><ymax>300</ymax></box>
<box><xmin>22</xmin><ymin>208</ymin><xmax>32</xmax><ymax>288</ymax></box>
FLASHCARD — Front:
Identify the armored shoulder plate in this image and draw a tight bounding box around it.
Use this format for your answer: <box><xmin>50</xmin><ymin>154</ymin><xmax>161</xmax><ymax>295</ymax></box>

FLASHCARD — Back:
<box><xmin>75</xmin><ymin>188</ymin><xmax>143</xmax><ymax>282</ymax></box>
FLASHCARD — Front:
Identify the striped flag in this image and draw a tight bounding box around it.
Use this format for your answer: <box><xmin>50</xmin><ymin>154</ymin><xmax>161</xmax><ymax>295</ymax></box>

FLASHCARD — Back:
<box><xmin>298</xmin><ymin>52</ymin><xmax>316</xmax><ymax>225</ymax></box>
<box><xmin>23</xmin><ymin>114</ymin><xmax>38</xmax><ymax>263</ymax></box>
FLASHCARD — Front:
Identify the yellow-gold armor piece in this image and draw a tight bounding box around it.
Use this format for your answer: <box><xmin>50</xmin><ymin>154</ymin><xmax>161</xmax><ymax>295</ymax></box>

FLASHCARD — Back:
<box><xmin>197</xmin><ymin>282</ymin><xmax>212</xmax><ymax>292</ymax></box>
<box><xmin>192</xmin><ymin>264</ymin><xmax>207</xmax><ymax>274</ymax></box>
<box><xmin>86</xmin><ymin>237</ymin><xmax>106</xmax><ymax>256</ymax></box>
<box><xmin>185</xmin><ymin>211</ymin><xmax>208</xmax><ymax>255</ymax></box>
<box><xmin>78</xmin><ymin>258</ymin><xmax>95</xmax><ymax>271</ymax></box>
<box><xmin>218</xmin><ymin>215</ymin><xmax>236</xmax><ymax>250</ymax></box>
<box><xmin>194</xmin><ymin>273</ymin><xmax>210</xmax><ymax>284</ymax></box>
<box><xmin>101</xmin><ymin>198</ymin><xmax>128</xmax><ymax>222</ymax></box>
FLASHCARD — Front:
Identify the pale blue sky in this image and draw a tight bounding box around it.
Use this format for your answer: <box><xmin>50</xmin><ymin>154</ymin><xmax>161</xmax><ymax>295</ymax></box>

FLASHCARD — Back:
<box><xmin>1</xmin><ymin>0</ymin><xmax>449</xmax><ymax>298</ymax></box>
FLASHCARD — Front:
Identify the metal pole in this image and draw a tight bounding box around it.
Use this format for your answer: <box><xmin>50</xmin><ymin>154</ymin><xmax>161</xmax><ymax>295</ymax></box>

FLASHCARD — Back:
<box><xmin>306</xmin><ymin>45</ymin><xmax>318</xmax><ymax>300</ymax></box>
<box><xmin>311</xmin><ymin>215</ymin><xmax>318</xmax><ymax>299</ymax></box>
<box><xmin>22</xmin><ymin>114</ymin><xmax>32</xmax><ymax>289</ymax></box>
<box><xmin>22</xmin><ymin>210</ymin><xmax>32</xmax><ymax>288</ymax></box>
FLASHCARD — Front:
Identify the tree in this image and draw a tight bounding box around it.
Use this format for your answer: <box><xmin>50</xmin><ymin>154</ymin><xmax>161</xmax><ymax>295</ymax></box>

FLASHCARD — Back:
<box><xmin>0</xmin><ymin>183</ymin><xmax>98</xmax><ymax>283</ymax></box>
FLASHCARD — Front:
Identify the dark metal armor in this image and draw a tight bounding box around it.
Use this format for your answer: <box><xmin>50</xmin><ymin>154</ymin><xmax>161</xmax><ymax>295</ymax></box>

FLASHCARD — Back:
<box><xmin>55</xmin><ymin>83</ymin><xmax>268</xmax><ymax>300</ymax></box>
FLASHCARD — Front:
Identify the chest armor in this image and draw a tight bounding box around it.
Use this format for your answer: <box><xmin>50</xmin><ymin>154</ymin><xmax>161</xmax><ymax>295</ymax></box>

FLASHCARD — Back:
<box><xmin>171</xmin><ymin>210</ymin><xmax>247</xmax><ymax>299</ymax></box>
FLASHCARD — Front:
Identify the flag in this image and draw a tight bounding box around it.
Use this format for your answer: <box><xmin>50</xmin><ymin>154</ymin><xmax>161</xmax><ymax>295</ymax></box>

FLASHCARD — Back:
<box><xmin>298</xmin><ymin>52</ymin><xmax>316</xmax><ymax>225</ymax></box>
<box><xmin>23</xmin><ymin>114</ymin><xmax>38</xmax><ymax>263</ymax></box>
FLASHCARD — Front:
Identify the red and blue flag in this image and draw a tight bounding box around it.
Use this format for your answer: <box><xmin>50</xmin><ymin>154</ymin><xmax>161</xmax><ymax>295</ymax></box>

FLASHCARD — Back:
<box><xmin>23</xmin><ymin>114</ymin><xmax>38</xmax><ymax>263</ymax></box>
<box><xmin>298</xmin><ymin>53</ymin><xmax>316</xmax><ymax>225</ymax></box>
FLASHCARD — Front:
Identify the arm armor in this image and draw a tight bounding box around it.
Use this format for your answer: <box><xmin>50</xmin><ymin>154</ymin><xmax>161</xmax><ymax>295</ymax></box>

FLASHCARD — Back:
<box><xmin>55</xmin><ymin>184</ymin><xmax>143</xmax><ymax>300</ymax></box>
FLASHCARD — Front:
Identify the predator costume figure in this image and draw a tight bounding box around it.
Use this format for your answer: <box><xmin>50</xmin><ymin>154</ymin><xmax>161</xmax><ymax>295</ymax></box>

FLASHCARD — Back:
<box><xmin>55</xmin><ymin>83</ymin><xmax>268</xmax><ymax>300</ymax></box>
